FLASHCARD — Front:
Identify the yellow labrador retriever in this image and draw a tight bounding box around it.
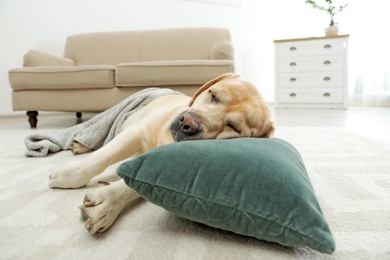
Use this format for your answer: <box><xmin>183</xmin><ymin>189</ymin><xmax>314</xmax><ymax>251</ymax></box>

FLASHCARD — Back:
<box><xmin>49</xmin><ymin>73</ymin><xmax>274</xmax><ymax>234</ymax></box>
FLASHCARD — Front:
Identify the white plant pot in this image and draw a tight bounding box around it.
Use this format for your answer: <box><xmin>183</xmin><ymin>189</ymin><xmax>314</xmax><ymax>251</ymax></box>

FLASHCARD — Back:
<box><xmin>325</xmin><ymin>25</ymin><xmax>340</xmax><ymax>36</ymax></box>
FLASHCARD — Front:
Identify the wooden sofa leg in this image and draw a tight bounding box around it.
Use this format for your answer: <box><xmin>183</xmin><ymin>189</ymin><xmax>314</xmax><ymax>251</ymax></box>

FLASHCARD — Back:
<box><xmin>27</xmin><ymin>111</ymin><xmax>38</xmax><ymax>128</ymax></box>
<box><xmin>76</xmin><ymin>112</ymin><xmax>82</xmax><ymax>119</ymax></box>
<box><xmin>76</xmin><ymin>112</ymin><xmax>83</xmax><ymax>124</ymax></box>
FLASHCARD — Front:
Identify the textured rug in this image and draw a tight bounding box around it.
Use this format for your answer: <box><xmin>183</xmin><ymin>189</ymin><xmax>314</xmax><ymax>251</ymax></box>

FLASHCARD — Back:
<box><xmin>1</xmin><ymin>125</ymin><xmax>389</xmax><ymax>259</ymax></box>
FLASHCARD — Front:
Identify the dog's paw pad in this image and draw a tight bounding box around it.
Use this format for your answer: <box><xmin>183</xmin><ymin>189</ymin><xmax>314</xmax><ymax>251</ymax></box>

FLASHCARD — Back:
<box><xmin>79</xmin><ymin>190</ymin><xmax>119</xmax><ymax>234</ymax></box>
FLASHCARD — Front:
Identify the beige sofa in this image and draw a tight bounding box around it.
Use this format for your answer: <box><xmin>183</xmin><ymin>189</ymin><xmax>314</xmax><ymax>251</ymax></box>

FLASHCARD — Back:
<box><xmin>9</xmin><ymin>28</ymin><xmax>234</xmax><ymax>128</ymax></box>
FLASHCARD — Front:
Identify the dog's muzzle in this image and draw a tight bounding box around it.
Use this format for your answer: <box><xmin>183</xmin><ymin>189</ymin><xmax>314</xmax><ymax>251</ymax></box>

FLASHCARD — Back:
<box><xmin>169</xmin><ymin>111</ymin><xmax>202</xmax><ymax>142</ymax></box>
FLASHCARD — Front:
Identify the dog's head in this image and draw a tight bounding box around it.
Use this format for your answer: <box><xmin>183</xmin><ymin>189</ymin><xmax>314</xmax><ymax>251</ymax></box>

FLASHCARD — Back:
<box><xmin>169</xmin><ymin>73</ymin><xmax>275</xmax><ymax>142</ymax></box>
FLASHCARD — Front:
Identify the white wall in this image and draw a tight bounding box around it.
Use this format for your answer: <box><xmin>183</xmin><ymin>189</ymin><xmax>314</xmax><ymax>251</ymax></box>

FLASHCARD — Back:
<box><xmin>0</xmin><ymin>0</ymin><xmax>339</xmax><ymax>116</ymax></box>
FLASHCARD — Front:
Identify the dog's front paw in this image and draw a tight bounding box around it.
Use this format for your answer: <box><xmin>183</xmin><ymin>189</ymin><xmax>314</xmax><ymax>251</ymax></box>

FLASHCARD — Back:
<box><xmin>49</xmin><ymin>162</ymin><xmax>92</xmax><ymax>189</ymax></box>
<box><xmin>79</xmin><ymin>187</ymin><xmax>123</xmax><ymax>234</ymax></box>
<box><xmin>79</xmin><ymin>180</ymin><xmax>139</xmax><ymax>234</ymax></box>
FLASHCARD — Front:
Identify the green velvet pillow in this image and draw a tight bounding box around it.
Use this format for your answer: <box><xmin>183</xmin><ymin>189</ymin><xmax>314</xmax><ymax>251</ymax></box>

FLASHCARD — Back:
<box><xmin>117</xmin><ymin>138</ymin><xmax>335</xmax><ymax>254</ymax></box>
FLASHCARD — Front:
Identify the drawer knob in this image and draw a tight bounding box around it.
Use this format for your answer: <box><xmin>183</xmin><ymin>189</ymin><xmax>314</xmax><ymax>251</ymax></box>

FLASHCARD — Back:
<box><xmin>323</xmin><ymin>60</ymin><xmax>331</xmax><ymax>65</ymax></box>
<box><xmin>290</xmin><ymin>77</ymin><xmax>297</xmax><ymax>82</ymax></box>
<box><xmin>290</xmin><ymin>93</ymin><xmax>297</xmax><ymax>97</ymax></box>
<box><xmin>323</xmin><ymin>76</ymin><xmax>331</xmax><ymax>81</ymax></box>
<box><xmin>290</xmin><ymin>46</ymin><xmax>297</xmax><ymax>51</ymax></box>
<box><xmin>290</xmin><ymin>62</ymin><xmax>297</xmax><ymax>66</ymax></box>
<box><xmin>324</xmin><ymin>44</ymin><xmax>332</xmax><ymax>49</ymax></box>
<box><xmin>323</xmin><ymin>92</ymin><xmax>331</xmax><ymax>97</ymax></box>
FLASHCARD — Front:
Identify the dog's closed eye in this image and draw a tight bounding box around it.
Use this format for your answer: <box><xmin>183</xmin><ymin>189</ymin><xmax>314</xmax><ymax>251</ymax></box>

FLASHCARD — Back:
<box><xmin>209</xmin><ymin>90</ymin><xmax>218</xmax><ymax>103</ymax></box>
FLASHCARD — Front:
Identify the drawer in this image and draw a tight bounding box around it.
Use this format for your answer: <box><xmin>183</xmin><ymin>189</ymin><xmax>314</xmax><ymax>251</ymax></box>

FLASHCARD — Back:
<box><xmin>279</xmin><ymin>55</ymin><xmax>344</xmax><ymax>72</ymax></box>
<box><xmin>278</xmin><ymin>88</ymin><xmax>344</xmax><ymax>103</ymax></box>
<box><xmin>278</xmin><ymin>38</ymin><xmax>347</xmax><ymax>57</ymax></box>
<box><xmin>278</xmin><ymin>71</ymin><xmax>344</xmax><ymax>88</ymax></box>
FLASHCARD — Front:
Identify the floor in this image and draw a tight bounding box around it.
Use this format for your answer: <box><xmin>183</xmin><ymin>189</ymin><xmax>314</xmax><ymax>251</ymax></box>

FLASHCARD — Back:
<box><xmin>1</xmin><ymin>106</ymin><xmax>390</xmax><ymax>143</ymax></box>
<box><xmin>272</xmin><ymin>106</ymin><xmax>390</xmax><ymax>142</ymax></box>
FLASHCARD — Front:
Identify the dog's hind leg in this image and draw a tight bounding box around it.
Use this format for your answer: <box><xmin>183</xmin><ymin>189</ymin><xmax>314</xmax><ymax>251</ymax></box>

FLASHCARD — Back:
<box><xmin>49</xmin><ymin>126</ymin><xmax>145</xmax><ymax>189</ymax></box>
<box><xmin>71</xmin><ymin>141</ymin><xmax>92</xmax><ymax>155</ymax></box>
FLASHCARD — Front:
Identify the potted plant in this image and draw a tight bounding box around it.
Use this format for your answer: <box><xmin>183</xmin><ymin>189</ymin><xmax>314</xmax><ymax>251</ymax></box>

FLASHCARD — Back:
<box><xmin>305</xmin><ymin>0</ymin><xmax>348</xmax><ymax>36</ymax></box>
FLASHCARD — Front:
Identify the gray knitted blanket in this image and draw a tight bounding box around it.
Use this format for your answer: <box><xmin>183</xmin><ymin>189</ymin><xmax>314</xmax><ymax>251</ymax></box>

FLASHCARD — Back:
<box><xmin>25</xmin><ymin>88</ymin><xmax>183</xmax><ymax>157</ymax></box>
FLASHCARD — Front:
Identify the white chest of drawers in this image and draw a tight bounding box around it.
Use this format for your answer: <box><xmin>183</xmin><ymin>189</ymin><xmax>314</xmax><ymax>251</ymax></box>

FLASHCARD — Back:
<box><xmin>274</xmin><ymin>35</ymin><xmax>349</xmax><ymax>109</ymax></box>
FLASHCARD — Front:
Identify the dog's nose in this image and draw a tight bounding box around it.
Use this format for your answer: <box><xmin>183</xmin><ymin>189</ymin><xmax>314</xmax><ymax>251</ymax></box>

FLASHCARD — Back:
<box><xmin>179</xmin><ymin>113</ymin><xmax>199</xmax><ymax>135</ymax></box>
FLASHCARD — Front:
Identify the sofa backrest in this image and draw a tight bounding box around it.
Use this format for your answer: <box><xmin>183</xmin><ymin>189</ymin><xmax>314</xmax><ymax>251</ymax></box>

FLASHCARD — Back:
<box><xmin>64</xmin><ymin>28</ymin><xmax>232</xmax><ymax>65</ymax></box>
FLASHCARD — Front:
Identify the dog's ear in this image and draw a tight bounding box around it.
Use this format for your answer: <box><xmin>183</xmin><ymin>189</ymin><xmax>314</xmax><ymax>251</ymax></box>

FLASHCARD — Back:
<box><xmin>189</xmin><ymin>73</ymin><xmax>239</xmax><ymax>107</ymax></box>
<box><xmin>261</xmin><ymin>121</ymin><xmax>275</xmax><ymax>138</ymax></box>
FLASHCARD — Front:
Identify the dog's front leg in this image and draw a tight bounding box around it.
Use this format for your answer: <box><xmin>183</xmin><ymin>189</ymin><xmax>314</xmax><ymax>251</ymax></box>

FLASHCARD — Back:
<box><xmin>49</xmin><ymin>126</ymin><xmax>144</xmax><ymax>189</ymax></box>
<box><xmin>79</xmin><ymin>179</ymin><xmax>142</xmax><ymax>234</ymax></box>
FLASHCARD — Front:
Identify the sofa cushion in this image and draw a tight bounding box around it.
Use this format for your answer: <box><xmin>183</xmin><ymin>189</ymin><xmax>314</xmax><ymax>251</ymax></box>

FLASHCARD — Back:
<box><xmin>64</xmin><ymin>28</ymin><xmax>232</xmax><ymax>65</ymax></box>
<box><xmin>116</xmin><ymin>60</ymin><xmax>235</xmax><ymax>87</ymax></box>
<box><xmin>9</xmin><ymin>65</ymin><xmax>115</xmax><ymax>91</ymax></box>
<box><xmin>24</xmin><ymin>50</ymin><xmax>76</xmax><ymax>67</ymax></box>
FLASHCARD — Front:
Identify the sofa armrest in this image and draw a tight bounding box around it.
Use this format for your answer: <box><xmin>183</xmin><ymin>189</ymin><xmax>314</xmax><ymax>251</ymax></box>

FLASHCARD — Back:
<box><xmin>23</xmin><ymin>50</ymin><xmax>76</xmax><ymax>67</ymax></box>
<box><xmin>211</xmin><ymin>41</ymin><xmax>234</xmax><ymax>61</ymax></box>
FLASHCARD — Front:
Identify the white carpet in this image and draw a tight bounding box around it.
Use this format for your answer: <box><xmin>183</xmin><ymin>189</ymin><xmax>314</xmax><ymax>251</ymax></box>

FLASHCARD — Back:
<box><xmin>1</xmin><ymin>125</ymin><xmax>390</xmax><ymax>259</ymax></box>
